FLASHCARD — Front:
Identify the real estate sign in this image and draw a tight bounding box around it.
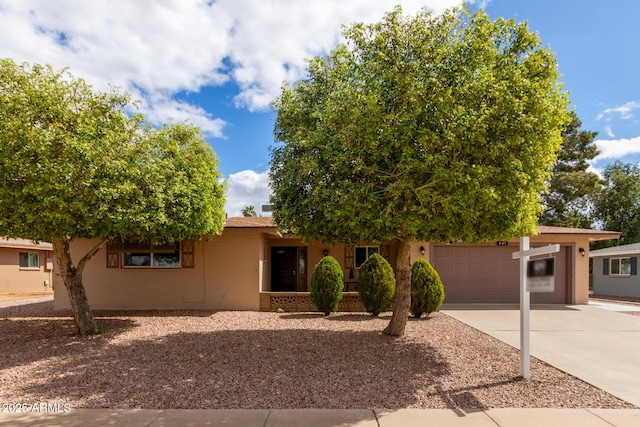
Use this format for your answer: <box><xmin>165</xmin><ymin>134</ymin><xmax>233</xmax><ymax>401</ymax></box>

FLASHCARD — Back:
<box><xmin>526</xmin><ymin>257</ymin><xmax>555</xmax><ymax>292</ymax></box>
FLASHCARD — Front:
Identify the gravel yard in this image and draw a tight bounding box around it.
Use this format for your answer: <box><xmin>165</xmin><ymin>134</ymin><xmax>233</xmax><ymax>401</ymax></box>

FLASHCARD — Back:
<box><xmin>0</xmin><ymin>296</ymin><xmax>634</xmax><ymax>410</ymax></box>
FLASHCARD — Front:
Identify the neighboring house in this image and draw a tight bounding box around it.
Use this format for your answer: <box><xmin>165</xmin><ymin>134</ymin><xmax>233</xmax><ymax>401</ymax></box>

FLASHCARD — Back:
<box><xmin>53</xmin><ymin>217</ymin><xmax>620</xmax><ymax>312</ymax></box>
<box><xmin>590</xmin><ymin>243</ymin><xmax>640</xmax><ymax>298</ymax></box>
<box><xmin>0</xmin><ymin>238</ymin><xmax>54</xmax><ymax>294</ymax></box>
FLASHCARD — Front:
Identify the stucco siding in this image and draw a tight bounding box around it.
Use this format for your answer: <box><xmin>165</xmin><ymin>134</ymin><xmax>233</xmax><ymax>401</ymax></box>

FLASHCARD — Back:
<box><xmin>202</xmin><ymin>230</ymin><xmax>262</xmax><ymax>310</ymax></box>
<box><xmin>54</xmin><ymin>230</ymin><xmax>263</xmax><ymax>311</ymax></box>
<box><xmin>0</xmin><ymin>247</ymin><xmax>53</xmax><ymax>294</ymax></box>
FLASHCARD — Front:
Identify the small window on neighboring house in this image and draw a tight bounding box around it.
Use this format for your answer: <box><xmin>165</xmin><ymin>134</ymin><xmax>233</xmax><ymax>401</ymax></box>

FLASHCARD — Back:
<box><xmin>19</xmin><ymin>252</ymin><xmax>39</xmax><ymax>269</ymax></box>
<box><xmin>355</xmin><ymin>246</ymin><xmax>379</xmax><ymax>268</ymax></box>
<box><xmin>122</xmin><ymin>242</ymin><xmax>180</xmax><ymax>268</ymax></box>
<box><xmin>610</xmin><ymin>258</ymin><xmax>632</xmax><ymax>276</ymax></box>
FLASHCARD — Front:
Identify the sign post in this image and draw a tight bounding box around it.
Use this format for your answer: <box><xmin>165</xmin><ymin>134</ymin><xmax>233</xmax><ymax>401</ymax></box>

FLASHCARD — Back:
<box><xmin>511</xmin><ymin>239</ymin><xmax>559</xmax><ymax>379</ymax></box>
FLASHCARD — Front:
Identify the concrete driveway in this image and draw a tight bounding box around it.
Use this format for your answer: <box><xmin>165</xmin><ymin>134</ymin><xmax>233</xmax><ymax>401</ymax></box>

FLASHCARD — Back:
<box><xmin>442</xmin><ymin>303</ymin><xmax>640</xmax><ymax>407</ymax></box>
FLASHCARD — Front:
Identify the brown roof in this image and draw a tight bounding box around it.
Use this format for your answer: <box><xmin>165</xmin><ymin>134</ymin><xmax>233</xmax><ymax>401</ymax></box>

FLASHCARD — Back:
<box><xmin>224</xmin><ymin>216</ymin><xmax>275</xmax><ymax>228</ymax></box>
<box><xmin>535</xmin><ymin>226</ymin><xmax>620</xmax><ymax>241</ymax></box>
<box><xmin>221</xmin><ymin>218</ymin><xmax>620</xmax><ymax>242</ymax></box>
<box><xmin>0</xmin><ymin>237</ymin><xmax>53</xmax><ymax>250</ymax></box>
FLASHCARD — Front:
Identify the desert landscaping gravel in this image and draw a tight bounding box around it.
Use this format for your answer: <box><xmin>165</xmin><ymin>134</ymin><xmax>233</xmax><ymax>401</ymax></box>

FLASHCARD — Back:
<box><xmin>0</xmin><ymin>296</ymin><xmax>635</xmax><ymax>410</ymax></box>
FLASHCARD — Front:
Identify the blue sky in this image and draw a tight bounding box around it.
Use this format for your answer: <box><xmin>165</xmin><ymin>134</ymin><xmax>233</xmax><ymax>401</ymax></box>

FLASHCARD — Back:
<box><xmin>1</xmin><ymin>0</ymin><xmax>639</xmax><ymax>216</ymax></box>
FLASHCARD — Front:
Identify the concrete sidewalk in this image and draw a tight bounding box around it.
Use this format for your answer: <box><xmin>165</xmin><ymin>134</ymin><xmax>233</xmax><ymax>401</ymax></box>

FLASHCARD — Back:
<box><xmin>2</xmin><ymin>408</ymin><xmax>640</xmax><ymax>427</ymax></box>
<box><xmin>442</xmin><ymin>303</ymin><xmax>640</xmax><ymax>408</ymax></box>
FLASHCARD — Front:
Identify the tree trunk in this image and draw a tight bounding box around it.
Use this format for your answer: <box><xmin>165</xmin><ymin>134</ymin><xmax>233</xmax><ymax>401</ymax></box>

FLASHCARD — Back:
<box><xmin>383</xmin><ymin>238</ymin><xmax>412</xmax><ymax>337</ymax></box>
<box><xmin>52</xmin><ymin>236</ymin><xmax>98</xmax><ymax>335</ymax></box>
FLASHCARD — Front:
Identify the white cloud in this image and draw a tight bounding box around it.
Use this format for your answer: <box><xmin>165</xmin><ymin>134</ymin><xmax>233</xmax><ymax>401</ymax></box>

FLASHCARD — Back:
<box><xmin>593</xmin><ymin>136</ymin><xmax>640</xmax><ymax>160</ymax></box>
<box><xmin>224</xmin><ymin>170</ymin><xmax>272</xmax><ymax>217</ymax></box>
<box><xmin>604</xmin><ymin>125</ymin><xmax>615</xmax><ymax>138</ymax></box>
<box><xmin>0</xmin><ymin>0</ymin><xmax>469</xmax><ymax>124</ymax></box>
<box><xmin>139</xmin><ymin>96</ymin><xmax>227</xmax><ymax>138</ymax></box>
<box><xmin>596</xmin><ymin>101</ymin><xmax>640</xmax><ymax>121</ymax></box>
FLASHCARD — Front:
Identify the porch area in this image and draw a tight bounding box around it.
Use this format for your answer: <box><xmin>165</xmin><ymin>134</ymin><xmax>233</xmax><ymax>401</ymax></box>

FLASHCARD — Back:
<box><xmin>259</xmin><ymin>291</ymin><xmax>366</xmax><ymax>312</ymax></box>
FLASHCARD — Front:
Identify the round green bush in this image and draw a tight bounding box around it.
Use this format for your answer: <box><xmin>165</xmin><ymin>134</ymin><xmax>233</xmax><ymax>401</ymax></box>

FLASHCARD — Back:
<box><xmin>357</xmin><ymin>253</ymin><xmax>396</xmax><ymax>316</ymax></box>
<box><xmin>310</xmin><ymin>256</ymin><xmax>344</xmax><ymax>316</ymax></box>
<box><xmin>410</xmin><ymin>258</ymin><xmax>445</xmax><ymax>318</ymax></box>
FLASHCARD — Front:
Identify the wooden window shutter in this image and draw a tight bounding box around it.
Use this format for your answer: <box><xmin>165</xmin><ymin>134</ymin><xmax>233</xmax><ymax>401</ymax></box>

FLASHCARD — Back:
<box><xmin>344</xmin><ymin>244</ymin><xmax>355</xmax><ymax>280</ymax></box>
<box><xmin>603</xmin><ymin>258</ymin><xmax>609</xmax><ymax>276</ymax></box>
<box><xmin>106</xmin><ymin>240</ymin><xmax>122</xmax><ymax>268</ymax></box>
<box><xmin>344</xmin><ymin>245</ymin><xmax>354</xmax><ymax>269</ymax></box>
<box><xmin>182</xmin><ymin>240</ymin><xmax>195</xmax><ymax>268</ymax></box>
<box><xmin>632</xmin><ymin>257</ymin><xmax>638</xmax><ymax>276</ymax></box>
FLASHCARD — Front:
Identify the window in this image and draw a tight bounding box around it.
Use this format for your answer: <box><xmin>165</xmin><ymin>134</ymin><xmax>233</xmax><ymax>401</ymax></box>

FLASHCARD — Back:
<box><xmin>19</xmin><ymin>252</ymin><xmax>39</xmax><ymax>269</ymax></box>
<box><xmin>123</xmin><ymin>242</ymin><xmax>180</xmax><ymax>268</ymax></box>
<box><xmin>355</xmin><ymin>246</ymin><xmax>379</xmax><ymax>268</ymax></box>
<box><xmin>610</xmin><ymin>258</ymin><xmax>631</xmax><ymax>276</ymax></box>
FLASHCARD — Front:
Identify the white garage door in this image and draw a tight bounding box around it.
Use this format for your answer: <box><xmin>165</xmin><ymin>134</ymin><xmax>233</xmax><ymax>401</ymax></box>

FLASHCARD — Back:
<box><xmin>432</xmin><ymin>244</ymin><xmax>567</xmax><ymax>304</ymax></box>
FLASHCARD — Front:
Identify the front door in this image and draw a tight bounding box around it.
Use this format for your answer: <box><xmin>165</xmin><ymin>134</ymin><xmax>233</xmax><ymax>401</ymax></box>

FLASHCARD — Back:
<box><xmin>271</xmin><ymin>246</ymin><xmax>307</xmax><ymax>292</ymax></box>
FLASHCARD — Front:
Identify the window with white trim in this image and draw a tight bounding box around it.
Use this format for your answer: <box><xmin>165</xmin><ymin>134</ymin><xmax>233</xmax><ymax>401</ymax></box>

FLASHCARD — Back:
<box><xmin>610</xmin><ymin>257</ymin><xmax>631</xmax><ymax>276</ymax></box>
<box><xmin>19</xmin><ymin>252</ymin><xmax>39</xmax><ymax>269</ymax></box>
<box><xmin>122</xmin><ymin>242</ymin><xmax>180</xmax><ymax>268</ymax></box>
<box><xmin>355</xmin><ymin>246</ymin><xmax>379</xmax><ymax>268</ymax></box>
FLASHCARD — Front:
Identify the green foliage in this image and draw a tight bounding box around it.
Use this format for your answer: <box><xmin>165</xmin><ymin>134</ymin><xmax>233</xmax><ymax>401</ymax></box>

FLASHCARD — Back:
<box><xmin>540</xmin><ymin>112</ymin><xmax>601</xmax><ymax>228</ymax></box>
<box><xmin>410</xmin><ymin>259</ymin><xmax>445</xmax><ymax>318</ymax></box>
<box><xmin>242</xmin><ymin>205</ymin><xmax>258</xmax><ymax>217</ymax></box>
<box><xmin>357</xmin><ymin>253</ymin><xmax>396</xmax><ymax>316</ymax></box>
<box><xmin>0</xmin><ymin>59</ymin><xmax>226</xmax><ymax>334</ymax></box>
<box><xmin>0</xmin><ymin>59</ymin><xmax>226</xmax><ymax>244</ymax></box>
<box><xmin>270</xmin><ymin>6</ymin><xmax>569</xmax><ymax>246</ymax></box>
<box><xmin>592</xmin><ymin>161</ymin><xmax>640</xmax><ymax>248</ymax></box>
<box><xmin>310</xmin><ymin>256</ymin><xmax>344</xmax><ymax>315</ymax></box>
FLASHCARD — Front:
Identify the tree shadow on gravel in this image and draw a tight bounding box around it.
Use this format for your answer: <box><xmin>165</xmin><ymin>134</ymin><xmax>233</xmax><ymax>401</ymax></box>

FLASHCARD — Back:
<box><xmin>280</xmin><ymin>313</ymin><xmax>382</xmax><ymax>322</ymax></box>
<box><xmin>278</xmin><ymin>313</ymin><xmax>326</xmax><ymax>320</ymax></box>
<box><xmin>7</xmin><ymin>329</ymin><xmax>450</xmax><ymax>410</ymax></box>
<box><xmin>324</xmin><ymin>313</ymin><xmax>384</xmax><ymax>322</ymax></box>
<box><xmin>0</xmin><ymin>299</ymin><xmax>68</xmax><ymax>318</ymax></box>
<box><xmin>0</xmin><ymin>317</ymin><xmax>137</xmax><ymax>371</ymax></box>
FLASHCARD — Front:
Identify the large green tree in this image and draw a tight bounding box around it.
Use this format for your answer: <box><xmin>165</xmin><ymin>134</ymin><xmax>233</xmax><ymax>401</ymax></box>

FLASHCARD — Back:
<box><xmin>0</xmin><ymin>59</ymin><xmax>226</xmax><ymax>335</ymax></box>
<box><xmin>592</xmin><ymin>161</ymin><xmax>640</xmax><ymax>248</ymax></box>
<box><xmin>540</xmin><ymin>111</ymin><xmax>600</xmax><ymax>228</ymax></box>
<box><xmin>270</xmin><ymin>7</ymin><xmax>569</xmax><ymax>336</ymax></box>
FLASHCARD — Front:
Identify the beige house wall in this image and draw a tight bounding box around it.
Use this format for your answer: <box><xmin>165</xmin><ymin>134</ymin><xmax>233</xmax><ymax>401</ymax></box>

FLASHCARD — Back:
<box><xmin>0</xmin><ymin>247</ymin><xmax>53</xmax><ymax>294</ymax></box>
<box><xmin>54</xmin><ymin>229</ymin><xmax>266</xmax><ymax>311</ymax></box>
<box><xmin>51</xmin><ymin>224</ymin><xmax>596</xmax><ymax>311</ymax></box>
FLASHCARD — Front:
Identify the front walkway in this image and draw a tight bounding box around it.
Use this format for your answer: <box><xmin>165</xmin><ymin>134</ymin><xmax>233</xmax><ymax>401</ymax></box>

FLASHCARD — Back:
<box><xmin>442</xmin><ymin>303</ymin><xmax>640</xmax><ymax>408</ymax></box>
<box><xmin>2</xmin><ymin>408</ymin><xmax>640</xmax><ymax>427</ymax></box>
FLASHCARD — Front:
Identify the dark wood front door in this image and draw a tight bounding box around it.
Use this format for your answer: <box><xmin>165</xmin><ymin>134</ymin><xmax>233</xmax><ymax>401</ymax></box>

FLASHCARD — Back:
<box><xmin>271</xmin><ymin>246</ymin><xmax>308</xmax><ymax>292</ymax></box>
<box><xmin>272</xmin><ymin>247</ymin><xmax>298</xmax><ymax>292</ymax></box>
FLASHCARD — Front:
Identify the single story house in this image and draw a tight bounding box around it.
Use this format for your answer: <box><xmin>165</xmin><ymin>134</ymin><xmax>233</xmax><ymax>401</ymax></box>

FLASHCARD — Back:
<box><xmin>590</xmin><ymin>243</ymin><xmax>640</xmax><ymax>298</ymax></box>
<box><xmin>0</xmin><ymin>238</ymin><xmax>54</xmax><ymax>294</ymax></box>
<box><xmin>53</xmin><ymin>217</ymin><xmax>620</xmax><ymax>312</ymax></box>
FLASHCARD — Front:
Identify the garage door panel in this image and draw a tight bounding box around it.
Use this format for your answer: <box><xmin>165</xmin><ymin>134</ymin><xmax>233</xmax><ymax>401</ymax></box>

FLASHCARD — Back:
<box><xmin>433</xmin><ymin>244</ymin><xmax>567</xmax><ymax>304</ymax></box>
<box><xmin>446</xmin><ymin>291</ymin><xmax>466</xmax><ymax>302</ymax></box>
<box><xmin>466</xmin><ymin>292</ymin><xmax>484</xmax><ymax>302</ymax></box>
<box><xmin>499</xmin><ymin>291</ymin><xmax>517</xmax><ymax>302</ymax></box>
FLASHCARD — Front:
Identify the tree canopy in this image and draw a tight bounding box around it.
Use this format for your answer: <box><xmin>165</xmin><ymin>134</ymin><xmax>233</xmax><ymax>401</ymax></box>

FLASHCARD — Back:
<box><xmin>270</xmin><ymin>6</ymin><xmax>569</xmax><ymax>336</ymax></box>
<box><xmin>0</xmin><ymin>59</ymin><xmax>226</xmax><ymax>334</ymax></box>
<box><xmin>540</xmin><ymin>111</ymin><xmax>600</xmax><ymax>228</ymax></box>
<box><xmin>592</xmin><ymin>161</ymin><xmax>640</xmax><ymax>248</ymax></box>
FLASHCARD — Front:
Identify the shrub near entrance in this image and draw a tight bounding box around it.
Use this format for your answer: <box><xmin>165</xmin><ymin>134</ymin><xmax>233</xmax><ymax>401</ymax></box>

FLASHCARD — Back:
<box><xmin>410</xmin><ymin>259</ymin><xmax>445</xmax><ymax>318</ymax></box>
<box><xmin>310</xmin><ymin>256</ymin><xmax>344</xmax><ymax>316</ymax></box>
<box><xmin>358</xmin><ymin>253</ymin><xmax>396</xmax><ymax>316</ymax></box>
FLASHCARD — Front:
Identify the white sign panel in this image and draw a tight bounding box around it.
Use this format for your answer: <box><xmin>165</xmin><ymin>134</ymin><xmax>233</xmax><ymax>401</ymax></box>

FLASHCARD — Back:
<box><xmin>526</xmin><ymin>257</ymin><xmax>555</xmax><ymax>292</ymax></box>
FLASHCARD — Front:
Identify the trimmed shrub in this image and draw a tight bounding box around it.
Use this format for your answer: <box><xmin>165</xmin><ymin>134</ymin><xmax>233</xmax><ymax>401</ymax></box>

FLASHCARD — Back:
<box><xmin>310</xmin><ymin>256</ymin><xmax>344</xmax><ymax>316</ymax></box>
<box><xmin>410</xmin><ymin>258</ymin><xmax>445</xmax><ymax>318</ymax></box>
<box><xmin>358</xmin><ymin>253</ymin><xmax>396</xmax><ymax>316</ymax></box>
